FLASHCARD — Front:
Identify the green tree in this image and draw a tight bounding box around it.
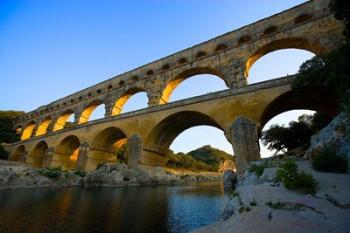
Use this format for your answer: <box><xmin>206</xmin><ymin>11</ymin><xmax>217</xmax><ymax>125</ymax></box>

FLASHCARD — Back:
<box><xmin>0</xmin><ymin>110</ymin><xmax>24</xmax><ymax>159</ymax></box>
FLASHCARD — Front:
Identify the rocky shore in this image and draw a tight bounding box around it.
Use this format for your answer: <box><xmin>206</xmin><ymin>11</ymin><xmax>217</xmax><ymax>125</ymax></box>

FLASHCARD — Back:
<box><xmin>0</xmin><ymin>161</ymin><xmax>222</xmax><ymax>189</ymax></box>
<box><xmin>194</xmin><ymin>113</ymin><xmax>350</xmax><ymax>233</ymax></box>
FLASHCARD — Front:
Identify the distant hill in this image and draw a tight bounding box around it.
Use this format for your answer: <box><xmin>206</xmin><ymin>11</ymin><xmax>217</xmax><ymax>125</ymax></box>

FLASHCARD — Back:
<box><xmin>189</xmin><ymin>145</ymin><xmax>234</xmax><ymax>165</ymax></box>
<box><xmin>166</xmin><ymin>145</ymin><xmax>235</xmax><ymax>172</ymax></box>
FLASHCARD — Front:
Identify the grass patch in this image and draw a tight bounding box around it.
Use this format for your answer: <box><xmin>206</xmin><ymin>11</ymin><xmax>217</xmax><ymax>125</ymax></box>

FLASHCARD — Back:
<box><xmin>250</xmin><ymin>198</ymin><xmax>257</xmax><ymax>207</ymax></box>
<box><xmin>276</xmin><ymin>160</ymin><xmax>317</xmax><ymax>194</ymax></box>
<box><xmin>312</xmin><ymin>144</ymin><xmax>348</xmax><ymax>173</ymax></box>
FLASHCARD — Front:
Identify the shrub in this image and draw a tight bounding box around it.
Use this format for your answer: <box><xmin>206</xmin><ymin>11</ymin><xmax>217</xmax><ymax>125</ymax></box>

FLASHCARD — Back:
<box><xmin>96</xmin><ymin>163</ymin><xmax>106</xmax><ymax>170</ymax></box>
<box><xmin>74</xmin><ymin>170</ymin><xmax>86</xmax><ymax>177</ymax></box>
<box><xmin>276</xmin><ymin>160</ymin><xmax>317</xmax><ymax>194</ymax></box>
<box><xmin>38</xmin><ymin>167</ymin><xmax>62</xmax><ymax>179</ymax></box>
<box><xmin>249</xmin><ymin>163</ymin><xmax>266</xmax><ymax>177</ymax></box>
<box><xmin>0</xmin><ymin>145</ymin><xmax>8</xmax><ymax>160</ymax></box>
<box><xmin>312</xmin><ymin>144</ymin><xmax>348</xmax><ymax>173</ymax></box>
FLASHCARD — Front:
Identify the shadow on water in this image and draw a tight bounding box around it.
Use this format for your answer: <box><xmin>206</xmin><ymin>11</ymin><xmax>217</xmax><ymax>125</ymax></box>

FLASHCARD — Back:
<box><xmin>0</xmin><ymin>182</ymin><xmax>232</xmax><ymax>233</ymax></box>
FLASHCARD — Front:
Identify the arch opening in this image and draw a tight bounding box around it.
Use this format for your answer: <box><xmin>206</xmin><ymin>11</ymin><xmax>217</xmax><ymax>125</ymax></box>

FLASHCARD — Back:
<box><xmin>87</xmin><ymin>127</ymin><xmax>127</xmax><ymax>170</ymax></box>
<box><xmin>147</xmin><ymin>111</ymin><xmax>234</xmax><ymax>172</ymax></box>
<box><xmin>78</xmin><ymin>100</ymin><xmax>105</xmax><ymax>124</ymax></box>
<box><xmin>10</xmin><ymin>145</ymin><xmax>26</xmax><ymax>161</ymax></box>
<box><xmin>160</xmin><ymin>68</ymin><xmax>228</xmax><ymax>104</ymax></box>
<box><xmin>113</xmin><ymin>88</ymin><xmax>148</xmax><ymax>115</ymax></box>
<box><xmin>168</xmin><ymin>126</ymin><xmax>235</xmax><ymax>172</ymax></box>
<box><xmin>244</xmin><ymin>38</ymin><xmax>324</xmax><ymax>80</ymax></box>
<box><xmin>53</xmin><ymin>135</ymin><xmax>80</xmax><ymax>169</ymax></box>
<box><xmin>147</xmin><ymin>111</ymin><xmax>222</xmax><ymax>149</ymax></box>
<box><xmin>21</xmin><ymin>121</ymin><xmax>36</xmax><ymax>140</ymax></box>
<box><xmin>28</xmin><ymin>141</ymin><xmax>49</xmax><ymax>167</ymax></box>
<box><xmin>259</xmin><ymin>90</ymin><xmax>337</xmax><ymax>158</ymax></box>
<box><xmin>35</xmin><ymin>117</ymin><xmax>52</xmax><ymax>136</ymax></box>
<box><xmin>53</xmin><ymin>110</ymin><xmax>75</xmax><ymax>131</ymax></box>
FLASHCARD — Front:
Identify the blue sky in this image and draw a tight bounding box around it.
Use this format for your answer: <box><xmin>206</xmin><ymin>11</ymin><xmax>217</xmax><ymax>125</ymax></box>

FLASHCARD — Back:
<box><xmin>0</xmin><ymin>0</ymin><xmax>313</xmax><ymax>156</ymax></box>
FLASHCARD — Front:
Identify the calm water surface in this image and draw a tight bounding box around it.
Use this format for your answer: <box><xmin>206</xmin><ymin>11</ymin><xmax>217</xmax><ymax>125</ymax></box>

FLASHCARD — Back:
<box><xmin>0</xmin><ymin>182</ymin><xmax>231</xmax><ymax>233</ymax></box>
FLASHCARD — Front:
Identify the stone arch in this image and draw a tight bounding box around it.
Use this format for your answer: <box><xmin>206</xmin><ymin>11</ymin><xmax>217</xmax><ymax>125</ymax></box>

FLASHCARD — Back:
<box><xmin>112</xmin><ymin>87</ymin><xmax>148</xmax><ymax>116</ymax></box>
<box><xmin>86</xmin><ymin>127</ymin><xmax>127</xmax><ymax>170</ymax></box>
<box><xmin>244</xmin><ymin>38</ymin><xmax>325</xmax><ymax>78</ymax></box>
<box><xmin>35</xmin><ymin>117</ymin><xmax>52</xmax><ymax>136</ymax></box>
<box><xmin>21</xmin><ymin>121</ymin><xmax>36</xmax><ymax>140</ymax></box>
<box><xmin>259</xmin><ymin>89</ymin><xmax>338</xmax><ymax>130</ymax></box>
<box><xmin>159</xmin><ymin>67</ymin><xmax>228</xmax><ymax>104</ymax></box>
<box><xmin>28</xmin><ymin>141</ymin><xmax>49</xmax><ymax>167</ymax></box>
<box><xmin>78</xmin><ymin>99</ymin><xmax>105</xmax><ymax>124</ymax></box>
<box><xmin>10</xmin><ymin>145</ymin><xmax>26</xmax><ymax>162</ymax></box>
<box><xmin>52</xmin><ymin>135</ymin><xmax>80</xmax><ymax>169</ymax></box>
<box><xmin>146</xmin><ymin>111</ymin><xmax>224</xmax><ymax>154</ymax></box>
<box><xmin>53</xmin><ymin>110</ymin><xmax>75</xmax><ymax>132</ymax></box>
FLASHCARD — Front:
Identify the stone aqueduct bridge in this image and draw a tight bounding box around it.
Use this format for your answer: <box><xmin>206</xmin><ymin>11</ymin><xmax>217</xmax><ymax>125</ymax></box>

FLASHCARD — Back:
<box><xmin>5</xmin><ymin>0</ymin><xmax>344</xmax><ymax>173</ymax></box>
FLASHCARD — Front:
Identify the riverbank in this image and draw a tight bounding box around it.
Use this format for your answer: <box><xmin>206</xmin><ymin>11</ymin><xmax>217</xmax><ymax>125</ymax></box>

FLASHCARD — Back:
<box><xmin>0</xmin><ymin>161</ymin><xmax>222</xmax><ymax>189</ymax></box>
<box><xmin>194</xmin><ymin>113</ymin><xmax>350</xmax><ymax>233</ymax></box>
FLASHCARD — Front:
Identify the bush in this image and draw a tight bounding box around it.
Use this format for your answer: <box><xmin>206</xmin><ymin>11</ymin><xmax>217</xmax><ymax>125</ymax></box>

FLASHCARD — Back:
<box><xmin>262</xmin><ymin>121</ymin><xmax>313</xmax><ymax>154</ymax></box>
<box><xmin>74</xmin><ymin>170</ymin><xmax>86</xmax><ymax>177</ymax></box>
<box><xmin>249</xmin><ymin>163</ymin><xmax>266</xmax><ymax>177</ymax></box>
<box><xmin>312</xmin><ymin>144</ymin><xmax>348</xmax><ymax>173</ymax></box>
<box><xmin>38</xmin><ymin>167</ymin><xmax>62</xmax><ymax>179</ymax></box>
<box><xmin>0</xmin><ymin>145</ymin><xmax>8</xmax><ymax>160</ymax></box>
<box><xmin>96</xmin><ymin>163</ymin><xmax>106</xmax><ymax>170</ymax></box>
<box><xmin>276</xmin><ymin>160</ymin><xmax>317</xmax><ymax>194</ymax></box>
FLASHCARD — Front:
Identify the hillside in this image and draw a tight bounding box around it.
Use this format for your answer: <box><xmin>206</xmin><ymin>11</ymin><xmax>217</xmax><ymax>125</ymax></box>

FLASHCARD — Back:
<box><xmin>189</xmin><ymin>145</ymin><xmax>234</xmax><ymax>165</ymax></box>
<box><xmin>166</xmin><ymin>145</ymin><xmax>235</xmax><ymax>172</ymax></box>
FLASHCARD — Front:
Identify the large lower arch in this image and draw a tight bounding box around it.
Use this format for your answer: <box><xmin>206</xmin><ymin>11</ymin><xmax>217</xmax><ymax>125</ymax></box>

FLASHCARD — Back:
<box><xmin>146</xmin><ymin>111</ymin><xmax>224</xmax><ymax>156</ymax></box>
<box><xmin>78</xmin><ymin>100</ymin><xmax>105</xmax><ymax>124</ymax></box>
<box><xmin>259</xmin><ymin>88</ymin><xmax>338</xmax><ymax>130</ymax></box>
<box><xmin>52</xmin><ymin>135</ymin><xmax>80</xmax><ymax>169</ymax></box>
<box><xmin>53</xmin><ymin>110</ymin><xmax>75</xmax><ymax>132</ymax></box>
<box><xmin>86</xmin><ymin>127</ymin><xmax>127</xmax><ymax>170</ymax></box>
<box><xmin>35</xmin><ymin>117</ymin><xmax>52</xmax><ymax>136</ymax></box>
<box><xmin>244</xmin><ymin>38</ymin><xmax>326</xmax><ymax>78</ymax></box>
<box><xmin>10</xmin><ymin>145</ymin><xmax>26</xmax><ymax>162</ymax></box>
<box><xmin>21</xmin><ymin>121</ymin><xmax>36</xmax><ymax>140</ymax></box>
<box><xmin>159</xmin><ymin>67</ymin><xmax>228</xmax><ymax>104</ymax></box>
<box><xmin>112</xmin><ymin>87</ymin><xmax>147</xmax><ymax>116</ymax></box>
<box><xmin>28</xmin><ymin>141</ymin><xmax>49</xmax><ymax>167</ymax></box>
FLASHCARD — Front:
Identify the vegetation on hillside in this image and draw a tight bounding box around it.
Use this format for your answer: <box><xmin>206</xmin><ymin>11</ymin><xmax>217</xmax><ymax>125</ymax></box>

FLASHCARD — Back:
<box><xmin>277</xmin><ymin>159</ymin><xmax>317</xmax><ymax>194</ymax></box>
<box><xmin>166</xmin><ymin>145</ymin><xmax>234</xmax><ymax>172</ymax></box>
<box><xmin>262</xmin><ymin>112</ymin><xmax>331</xmax><ymax>155</ymax></box>
<box><xmin>0</xmin><ymin>110</ymin><xmax>24</xmax><ymax>159</ymax></box>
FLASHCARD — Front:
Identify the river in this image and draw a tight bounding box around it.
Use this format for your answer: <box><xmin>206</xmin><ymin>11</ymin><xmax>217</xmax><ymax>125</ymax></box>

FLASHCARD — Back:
<box><xmin>0</xmin><ymin>182</ymin><xmax>231</xmax><ymax>233</ymax></box>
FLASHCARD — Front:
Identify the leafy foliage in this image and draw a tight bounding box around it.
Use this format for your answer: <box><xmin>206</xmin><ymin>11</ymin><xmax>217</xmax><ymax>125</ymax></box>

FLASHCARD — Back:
<box><xmin>38</xmin><ymin>167</ymin><xmax>62</xmax><ymax>179</ymax></box>
<box><xmin>312</xmin><ymin>144</ymin><xmax>348</xmax><ymax>173</ymax></box>
<box><xmin>293</xmin><ymin>40</ymin><xmax>350</xmax><ymax>108</ymax></box>
<box><xmin>116</xmin><ymin>144</ymin><xmax>127</xmax><ymax>163</ymax></box>
<box><xmin>74</xmin><ymin>170</ymin><xmax>87</xmax><ymax>177</ymax></box>
<box><xmin>0</xmin><ymin>110</ymin><xmax>24</xmax><ymax>144</ymax></box>
<box><xmin>276</xmin><ymin>160</ymin><xmax>317</xmax><ymax>194</ymax></box>
<box><xmin>0</xmin><ymin>110</ymin><xmax>24</xmax><ymax>159</ymax></box>
<box><xmin>0</xmin><ymin>145</ymin><xmax>8</xmax><ymax>160</ymax></box>
<box><xmin>262</xmin><ymin>120</ymin><xmax>313</xmax><ymax>153</ymax></box>
<box><xmin>249</xmin><ymin>163</ymin><xmax>266</xmax><ymax>177</ymax></box>
<box><xmin>330</xmin><ymin>0</ymin><xmax>350</xmax><ymax>36</ymax></box>
<box><xmin>262</xmin><ymin>112</ymin><xmax>332</xmax><ymax>154</ymax></box>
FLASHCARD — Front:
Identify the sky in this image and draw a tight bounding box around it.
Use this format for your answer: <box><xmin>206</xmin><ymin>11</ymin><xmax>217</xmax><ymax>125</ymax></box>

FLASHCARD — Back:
<box><xmin>0</xmin><ymin>0</ymin><xmax>313</xmax><ymax>157</ymax></box>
